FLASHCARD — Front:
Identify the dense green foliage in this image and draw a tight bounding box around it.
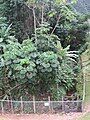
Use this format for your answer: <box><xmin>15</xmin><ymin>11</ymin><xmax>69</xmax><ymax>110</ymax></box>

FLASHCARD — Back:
<box><xmin>0</xmin><ymin>0</ymin><xmax>87</xmax><ymax>100</ymax></box>
<box><xmin>47</xmin><ymin>4</ymin><xmax>88</xmax><ymax>52</ymax></box>
<box><xmin>0</xmin><ymin>21</ymin><xmax>78</xmax><ymax>100</ymax></box>
<box><xmin>0</xmin><ymin>0</ymin><xmax>34</xmax><ymax>43</ymax></box>
<box><xmin>0</xmin><ymin>0</ymin><xmax>88</xmax><ymax>51</ymax></box>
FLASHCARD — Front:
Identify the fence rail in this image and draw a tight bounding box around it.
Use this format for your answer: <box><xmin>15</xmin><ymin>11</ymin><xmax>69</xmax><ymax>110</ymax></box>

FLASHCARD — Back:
<box><xmin>0</xmin><ymin>98</ymin><xmax>83</xmax><ymax>114</ymax></box>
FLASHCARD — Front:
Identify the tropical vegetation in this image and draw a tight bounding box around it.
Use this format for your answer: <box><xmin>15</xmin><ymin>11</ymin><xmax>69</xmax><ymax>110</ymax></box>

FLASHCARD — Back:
<box><xmin>0</xmin><ymin>0</ymin><xmax>89</xmax><ymax>100</ymax></box>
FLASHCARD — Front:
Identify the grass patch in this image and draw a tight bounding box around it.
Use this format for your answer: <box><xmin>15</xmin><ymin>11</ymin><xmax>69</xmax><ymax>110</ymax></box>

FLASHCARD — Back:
<box><xmin>85</xmin><ymin>81</ymin><xmax>90</xmax><ymax>103</ymax></box>
<box><xmin>78</xmin><ymin>53</ymin><xmax>90</xmax><ymax>120</ymax></box>
<box><xmin>81</xmin><ymin>52</ymin><xmax>90</xmax><ymax>104</ymax></box>
<box><xmin>79</xmin><ymin>113</ymin><xmax>90</xmax><ymax>120</ymax></box>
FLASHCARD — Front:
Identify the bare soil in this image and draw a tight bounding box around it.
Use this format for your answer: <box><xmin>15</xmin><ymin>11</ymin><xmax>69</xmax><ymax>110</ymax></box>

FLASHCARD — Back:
<box><xmin>0</xmin><ymin>105</ymin><xmax>90</xmax><ymax>120</ymax></box>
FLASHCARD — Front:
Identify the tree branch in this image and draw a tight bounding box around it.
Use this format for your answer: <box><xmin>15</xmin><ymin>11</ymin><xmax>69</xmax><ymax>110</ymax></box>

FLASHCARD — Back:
<box><xmin>51</xmin><ymin>14</ymin><xmax>61</xmax><ymax>34</ymax></box>
<box><xmin>0</xmin><ymin>81</ymin><xmax>28</xmax><ymax>99</ymax></box>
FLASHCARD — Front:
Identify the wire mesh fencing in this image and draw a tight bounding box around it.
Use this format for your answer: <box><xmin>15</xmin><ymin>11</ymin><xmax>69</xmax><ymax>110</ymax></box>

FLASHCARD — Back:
<box><xmin>0</xmin><ymin>99</ymin><xmax>83</xmax><ymax>114</ymax></box>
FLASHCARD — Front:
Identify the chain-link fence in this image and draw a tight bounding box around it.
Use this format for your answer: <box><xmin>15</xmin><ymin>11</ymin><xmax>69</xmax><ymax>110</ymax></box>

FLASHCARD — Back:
<box><xmin>0</xmin><ymin>99</ymin><xmax>83</xmax><ymax>114</ymax></box>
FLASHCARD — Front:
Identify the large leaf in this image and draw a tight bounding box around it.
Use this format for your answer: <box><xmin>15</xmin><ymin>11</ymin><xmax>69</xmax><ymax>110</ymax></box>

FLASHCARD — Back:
<box><xmin>0</xmin><ymin>38</ymin><xmax>3</xmax><ymax>42</ymax></box>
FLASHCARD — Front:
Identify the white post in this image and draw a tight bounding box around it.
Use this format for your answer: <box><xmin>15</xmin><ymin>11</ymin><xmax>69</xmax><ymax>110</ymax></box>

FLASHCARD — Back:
<box><xmin>82</xmin><ymin>68</ymin><xmax>86</xmax><ymax>112</ymax></box>
<box><xmin>62</xmin><ymin>96</ymin><xmax>64</xmax><ymax>112</ymax></box>
<box><xmin>33</xmin><ymin>95</ymin><xmax>36</xmax><ymax>113</ymax></box>
<box><xmin>48</xmin><ymin>96</ymin><xmax>51</xmax><ymax>111</ymax></box>
<box><xmin>11</xmin><ymin>99</ymin><xmax>14</xmax><ymax>114</ymax></box>
<box><xmin>20</xmin><ymin>96</ymin><xmax>23</xmax><ymax>114</ymax></box>
<box><xmin>77</xmin><ymin>95</ymin><xmax>79</xmax><ymax>110</ymax></box>
<box><xmin>1</xmin><ymin>100</ymin><xmax>4</xmax><ymax>114</ymax></box>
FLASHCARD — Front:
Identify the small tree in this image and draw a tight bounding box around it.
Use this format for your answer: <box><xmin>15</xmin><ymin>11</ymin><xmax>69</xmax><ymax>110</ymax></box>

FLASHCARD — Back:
<box><xmin>0</xmin><ymin>22</ymin><xmax>78</xmax><ymax>100</ymax></box>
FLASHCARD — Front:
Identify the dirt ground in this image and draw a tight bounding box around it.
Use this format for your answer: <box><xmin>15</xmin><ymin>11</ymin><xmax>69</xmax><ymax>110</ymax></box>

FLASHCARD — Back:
<box><xmin>0</xmin><ymin>113</ymin><xmax>85</xmax><ymax>120</ymax></box>
<box><xmin>0</xmin><ymin>105</ymin><xmax>90</xmax><ymax>120</ymax></box>
<box><xmin>0</xmin><ymin>100</ymin><xmax>90</xmax><ymax>120</ymax></box>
